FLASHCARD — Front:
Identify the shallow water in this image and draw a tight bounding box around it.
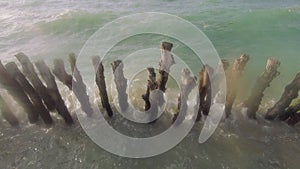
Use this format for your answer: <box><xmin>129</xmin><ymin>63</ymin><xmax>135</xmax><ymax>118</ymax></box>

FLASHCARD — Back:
<box><xmin>1</xmin><ymin>107</ymin><xmax>300</xmax><ymax>169</ymax></box>
<box><xmin>1</xmin><ymin>0</ymin><xmax>300</xmax><ymax>168</ymax></box>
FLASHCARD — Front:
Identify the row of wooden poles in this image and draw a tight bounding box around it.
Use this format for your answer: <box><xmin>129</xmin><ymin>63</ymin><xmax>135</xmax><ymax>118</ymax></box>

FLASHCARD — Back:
<box><xmin>0</xmin><ymin>42</ymin><xmax>300</xmax><ymax>127</ymax></box>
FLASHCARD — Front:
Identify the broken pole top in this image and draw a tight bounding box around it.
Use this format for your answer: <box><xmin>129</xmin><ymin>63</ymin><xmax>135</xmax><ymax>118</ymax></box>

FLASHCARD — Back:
<box><xmin>161</xmin><ymin>42</ymin><xmax>173</xmax><ymax>51</ymax></box>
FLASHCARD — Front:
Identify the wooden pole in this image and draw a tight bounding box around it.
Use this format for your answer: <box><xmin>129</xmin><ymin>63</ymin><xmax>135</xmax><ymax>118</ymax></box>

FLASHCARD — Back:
<box><xmin>265</xmin><ymin>72</ymin><xmax>300</xmax><ymax>120</ymax></box>
<box><xmin>211</xmin><ymin>59</ymin><xmax>230</xmax><ymax>102</ymax></box>
<box><xmin>280</xmin><ymin>102</ymin><xmax>300</xmax><ymax>121</ymax></box>
<box><xmin>224</xmin><ymin>54</ymin><xmax>250</xmax><ymax>117</ymax></box>
<box><xmin>221</xmin><ymin>59</ymin><xmax>230</xmax><ymax>71</ymax></box>
<box><xmin>68</xmin><ymin>53</ymin><xmax>94</xmax><ymax>116</ymax></box>
<box><xmin>53</xmin><ymin>59</ymin><xmax>73</xmax><ymax>90</ymax></box>
<box><xmin>243</xmin><ymin>58</ymin><xmax>280</xmax><ymax>119</ymax></box>
<box><xmin>286</xmin><ymin>112</ymin><xmax>300</xmax><ymax>126</ymax></box>
<box><xmin>53</xmin><ymin>55</ymin><xmax>94</xmax><ymax>116</ymax></box>
<box><xmin>92</xmin><ymin>56</ymin><xmax>113</xmax><ymax>117</ymax></box>
<box><xmin>173</xmin><ymin>69</ymin><xmax>196</xmax><ymax>124</ymax></box>
<box><xmin>0</xmin><ymin>61</ymin><xmax>39</xmax><ymax>123</ymax></box>
<box><xmin>196</xmin><ymin>64</ymin><xmax>214</xmax><ymax>121</ymax></box>
<box><xmin>35</xmin><ymin>60</ymin><xmax>74</xmax><ymax>124</ymax></box>
<box><xmin>69</xmin><ymin>53</ymin><xmax>77</xmax><ymax>73</ymax></box>
<box><xmin>15</xmin><ymin>52</ymin><xmax>56</xmax><ymax>111</ymax></box>
<box><xmin>157</xmin><ymin>42</ymin><xmax>175</xmax><ymax>92</ymax></box>
<box><xmin>5</xmin><ymin>62</ymin><xmax>53</xmax><ymax>125</ymax></box>
<box><xmin>142</xmin><ymin>67</ymin><xmax>158</xmax><ymax>111</ymax></box>
<box><xmin>279</xmin><ymin>102</ymin><xmax>300</xmax><ymax>126</ymax></box>
<box><xmin>111</xmin><ymin>60</ymin><xmax>129</xmax><ymax>112</ymax></box>
<box><xmin>0</xmin><ymin>94</ymin><xmax>19</xmax><ymax>126</ymax></box>
<box><xmin>143</xmin><ymin>67</ymin><xmax>162</xmax><ymax>123</ymax></box>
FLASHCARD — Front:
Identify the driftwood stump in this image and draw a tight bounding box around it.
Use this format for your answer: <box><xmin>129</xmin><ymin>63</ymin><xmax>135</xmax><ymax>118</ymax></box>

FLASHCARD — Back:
<box><xmin>243</xmin><ymin>58</ymin><xmax>280</xmax><ymax>119</ymax></box>
<box><xmin>225</xmin><ymin>54</ymin><xmax>250</xmax><ymax>117</ymax></box>
<box><xmin>196</xmin><ymin>64</ymin><xmax>214</xmax><ymax>121</ymax></box>
<box><xmin>15</xmin><ymin>53</ymin><xmax>56</xmax><ymax>111</ymax></box>
<box><xmin>111</xmin><ymin>60</ymin><xmax>129</xmax><ymax>112</ymax></box>
<box><xmin>265</xmin><ymin>72</ymin><xmax>300</xmax><ymax>121</ymax></box>
<box><xmin>92</xmin><ymin>56</ymin><xmax>113</xmax><ymax>117</ymax></box>
<box><xmin>173</xmin><ymin>69</ymin><xmax>196</xmax><ymax>124</ymax></box>
<box><xmin>68</xmin><ymin>53</ymin><xmax>94</xmax><ymax>116</ymax></box>
<box><xmin>5</xmin><ymin>62</ymin><xmax>53</xmax><ymax>125</ymax></box>
<box><xmin>35</xmin><ymin>60</ymin><xmax>74</xmax><ymax>124</ymax></box>
<box><xmin>0</xmin><ymin>61</ymin><xmax>39</xmax><ymax>123</ymax></box>
<box><xmin>0</xmin><ymin>94</ymin><xmax>19</xmax><ymax>126</ymax></box>
<box><xmin>157</xmin><ymin>42</ymin><xmax>175</xmax><ymax>92</ymax></box>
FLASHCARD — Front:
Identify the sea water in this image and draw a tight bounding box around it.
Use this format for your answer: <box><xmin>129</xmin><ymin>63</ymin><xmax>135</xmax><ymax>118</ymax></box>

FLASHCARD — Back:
<box><xmin>0</xmin><ymin>0</ymin><xmax>300</xmax><ymax>168</ymax></box>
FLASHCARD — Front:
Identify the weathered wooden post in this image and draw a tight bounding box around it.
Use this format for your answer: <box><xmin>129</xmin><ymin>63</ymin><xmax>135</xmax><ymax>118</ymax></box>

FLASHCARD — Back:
<box><xmin>221</xmin><ymin>59</ymin><xmax>230</xmax><ymax>71</ymax></box>
<box><xmin>243</xmin><ymin>58</ymin><xmax>280</xmax><ymax>119</ymax></box>
<box><xmin>265</xmin><ymin>72</ymin><xmax>300</xmax><ymax>120</ymax></box>
<box><xmin>68</xmin><ymin>53</ymin><xmax>94</xmax><ymax>116</ymax></box>
<box><xmin>280</xmin><ymin>102</ymin><xmax>300</xmax><ymax>121</ymax></box>
<box><xmin>0</xmin><ymin>94</ymin><xmax>19</xmax><ymax>126</ymax></box>
<box><xmin>15</xmin><ymin>53</ymin><xmax>56</xmax><ymax>111</ymax></box>
<box><xmin>111</xmin><ymin>60</ymin><xmax>129</xmax><ymax>112</ymax></box>
<box><xmin>157</xmin><ymin>42</ymin><xmax>175</xmax><ymax>93</ymax></box>
<box><xmin>196</xmin><ymin>64</ymin><xmax>214</xmax><ymax>121</ymax></box>
<box><xmin>141</xmin><ymin>42</ymin><xmax>174</xmax><ymax>123</ymax></box>
<box><xmin>92</xmin><ymin>56</ymin><xmax>113</xmax><ymax>117</ymax></box>
<box><xmin>35</xmin><ymin>60</ymin><xmax>74</xmax><ymax>124</ymax></box>
<box><xmin>280</xmin><ymin>102</ymin><xmax>300</xmax><ymax>126</ymax></box>
<box><xmin>142</xmin><ymin>67</ymin><xmax>158</xmax><ymax>111</ymax></box>
<box><xmin>53</xmin><ymin>54</ymin><xmax>94</xmax><ymax>116</ymax></box>
<box><xmin>224</xmin><ymin>54</ymin><xmax>250</xmax><ymax>117</ymax></box>
<box><xmin>142</xmin><ymin>67</ymin><xmax>162</xmax><ymax>123</ymax></box>
<box><xmin>286</xmin><ymin>112</ymin><xmax>300</xmax><ymax>126</ymax></box>
<box><xmin>211</xmin><ymin>59</ymin><xmax>230</xmax><ymax>103</ymax></box>
<box><xmin>173</xmin><ymin>69</ymin><xmax>196</xmax><ymax>124</ymax></box>
<box><xmin>53</xmin><ymin>59</ymin><xmax>73</xmax><ymax>90</ymax></box>
<box><xmin>0</xmin><ymin>61</ymin><xmax>39</xmax><ymax>123</ymax></box>
<box><xmin>5</xmin><ymin>62</ymin><xmax>53</xmax><ymax>125</ymax></box>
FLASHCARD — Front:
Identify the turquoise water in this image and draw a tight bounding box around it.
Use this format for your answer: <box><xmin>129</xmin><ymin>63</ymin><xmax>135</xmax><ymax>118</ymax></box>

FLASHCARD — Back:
<box><xmin>1</xmin><ymin>0</ymin><xmax>300</xmax><ymax>168</ymax></box>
